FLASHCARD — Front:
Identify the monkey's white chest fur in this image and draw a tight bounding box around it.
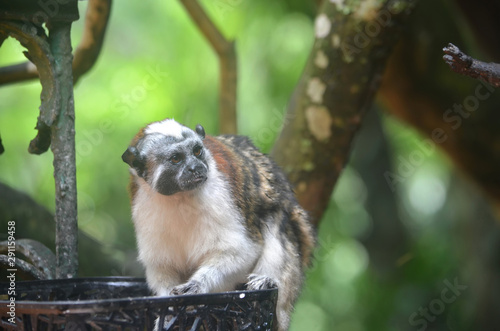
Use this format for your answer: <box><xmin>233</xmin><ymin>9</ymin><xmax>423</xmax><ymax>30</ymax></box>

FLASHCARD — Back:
<box><xmin>131</xmin><ymin>166</ymin><xmax>259</xmax><ymax>295</ymax></box>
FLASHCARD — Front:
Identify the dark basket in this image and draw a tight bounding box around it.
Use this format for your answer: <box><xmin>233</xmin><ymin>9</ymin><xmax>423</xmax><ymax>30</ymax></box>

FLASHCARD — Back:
<box><xmin>0</xmin><ymin>277</ymin><xmax>277</xmax><ymax>330</ymax></box>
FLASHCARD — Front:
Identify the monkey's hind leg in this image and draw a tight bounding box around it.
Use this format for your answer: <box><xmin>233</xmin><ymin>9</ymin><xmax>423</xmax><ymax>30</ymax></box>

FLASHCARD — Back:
<box><xmin>246</xmin><ymin>222</ymin><xmax>303</xmax><ymax>331</ymax></box>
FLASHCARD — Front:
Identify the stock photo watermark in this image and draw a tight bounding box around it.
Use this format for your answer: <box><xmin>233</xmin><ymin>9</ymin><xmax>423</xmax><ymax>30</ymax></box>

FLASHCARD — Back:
<box><xmin>331</xmin><ymin>1</ymin><xmax>408</xmax><ymax>61</ymax></box>
<box><xmin>340</xmin><ymin>8</ymin><xmax>393</xmax><ymax>60</ymax></box>
<box><xmin>384</xmin><ymin>80</ymin><xmax>496</xmax><ymax>192</ymax></box>
<box><xmin>19</xmin><ymin>0</ymin><xmax>74</xmax><ymax>34</ymax></box>
<box><xmin>254</xmin><ymin>107</ymin><xmax>295</xmax><ymax>147</ymax></box>
<box><xmin>212</xmin><ymin>0</ymin><xmax>244</xmax><ymax>19</ymax></box>
<box><xmin>408</xmin><ymin>278</ymin><xmax>467</xmax><ymax>330</ymax></box>
<box><xmin>75</xmin><ymin>64</ymin><xmax>168</xmax><ymax>163</ymax></box>
<box><xmin>308</xmin><ymin>234</ymin><xmax>335</xmax><ymax>274</ymax></box>
<box><xmin>5</xmin><ymin>220</ymin><xmax>17</xmax><ymax>324</ymax></box>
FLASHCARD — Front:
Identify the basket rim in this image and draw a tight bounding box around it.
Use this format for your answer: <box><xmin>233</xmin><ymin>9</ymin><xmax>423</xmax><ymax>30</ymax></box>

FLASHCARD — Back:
<box><xmin>0</xmin><ymin>276</ymin><xmax>278</xmax><ymax>313</ymax></box>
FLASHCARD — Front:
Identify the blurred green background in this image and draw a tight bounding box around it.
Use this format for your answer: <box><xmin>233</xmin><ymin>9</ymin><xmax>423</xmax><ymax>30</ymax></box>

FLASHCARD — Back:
<box><xmin>1</xmin><ymin>0</ymin><xmax>498</xmax><ymax>330</ymax></box>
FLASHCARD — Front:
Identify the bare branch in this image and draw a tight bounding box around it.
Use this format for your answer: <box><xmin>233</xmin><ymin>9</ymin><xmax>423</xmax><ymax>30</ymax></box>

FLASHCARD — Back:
<box><xmin>179</xmin><ymin>0</ymin><xmax>237</xmax><ymax>134</ymax></box>
<box><xmin>72</xmin><ymin>0</ymin><xmax>112</xmax><ymax>84</ymax></box>
<box><xmin>179</xmin><ymin>0</ymin><xmax>229</xmax><ymax>56</ymax></box>
<box><xmin>443</xmin><ymin>43</ymin><xmax>500</xmax><ymax>87</ymax></box>
<box><xmin>0</xmin><ymin>61</ymin><xmax>38</xmax><ymax>85</ymax></box>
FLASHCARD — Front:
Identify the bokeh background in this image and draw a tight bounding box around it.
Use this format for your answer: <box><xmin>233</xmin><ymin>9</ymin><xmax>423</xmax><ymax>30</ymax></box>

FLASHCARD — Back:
<box><xmin>1</xmin><ymin>0</ymin><xmax>499</xmax><ymax>330</ymax></box>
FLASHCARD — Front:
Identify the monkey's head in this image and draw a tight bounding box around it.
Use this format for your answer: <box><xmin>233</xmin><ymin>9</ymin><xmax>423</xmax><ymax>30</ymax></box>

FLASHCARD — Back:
<box><xmin>122</xmin><ymin>119</ymin><xmax>209</xmax><ymax>196</ymax></box>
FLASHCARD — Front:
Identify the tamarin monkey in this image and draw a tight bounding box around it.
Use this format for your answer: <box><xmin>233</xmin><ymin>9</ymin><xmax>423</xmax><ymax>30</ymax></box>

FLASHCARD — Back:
<box><xmin>122</xmin><ymin>118</ymin><xmax>315</xmax><ymax>330</ymax></box>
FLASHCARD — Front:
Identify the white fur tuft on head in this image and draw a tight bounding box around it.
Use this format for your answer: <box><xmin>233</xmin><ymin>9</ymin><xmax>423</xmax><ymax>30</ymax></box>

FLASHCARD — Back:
<box><xmin>145</xmin><ymin>118</ymin><xmax>185</xmax><ymax>138</ymax></box>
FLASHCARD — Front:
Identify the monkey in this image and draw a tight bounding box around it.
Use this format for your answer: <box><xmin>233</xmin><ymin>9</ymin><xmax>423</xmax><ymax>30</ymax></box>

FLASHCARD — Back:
<box><xmin>122</xmin><ymin>118</ymin><xmax>315</xmax><ymax>331</ymax></box>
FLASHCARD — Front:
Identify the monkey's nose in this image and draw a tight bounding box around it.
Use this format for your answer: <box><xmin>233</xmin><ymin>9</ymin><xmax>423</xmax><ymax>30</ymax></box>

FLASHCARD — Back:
<box><xmin>188</xmin><ymin>164</ymin><xmax>205</xmax><ymax>174</ymax></box>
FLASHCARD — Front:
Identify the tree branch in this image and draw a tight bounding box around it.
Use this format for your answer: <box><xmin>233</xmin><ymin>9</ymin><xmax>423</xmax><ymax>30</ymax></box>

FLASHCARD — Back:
<box><xmin>379</xmin><ymin>0</ymin><xmax>500</xmax><ymax>217</ymax></box>
<box><xmin>0</xmin><ymin>61</ymin><xmax>38</xmax><ymax>84</ymax></box>
<box><xmin>443</xmin><ymin>43</ymin><xmax>500</xmax><ymax>87</ymax></box>
<box><xmin>72</xmin><ymin>0</ymin><xmax>112</xmax><ymax>84</ymax></box>
<box><xmin>272</xmin><ymin>0</ymin><xmax>417</xmax><ymax>225</ymax></box>
<box><xmin>179</xmin><ymin>0</ymin><xmax>237</xmax><ymax>134</ymax></box>
<box><xmin>0</xmin><ymin>0</ymin><xmax>112</xmax><ymax>86</ymax></box>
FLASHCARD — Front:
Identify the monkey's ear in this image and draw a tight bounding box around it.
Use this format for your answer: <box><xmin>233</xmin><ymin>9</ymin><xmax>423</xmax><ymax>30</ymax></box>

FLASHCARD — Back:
<box><xmin>195</xmin><ymin>124</ymin><xmax>205</xmax><ymax>140</ymax></box>
<box><xmin>122</xmin><ymin>146</ymin><xmax>146</xmax><ymax>176</ymax></box>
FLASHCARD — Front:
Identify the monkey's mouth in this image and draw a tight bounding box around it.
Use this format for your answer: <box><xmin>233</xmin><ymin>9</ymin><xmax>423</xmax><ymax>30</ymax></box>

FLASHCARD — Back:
<box><xmin>190</xmin><ymin>175</ymin><xmax>206</xmax><ymax>184</ymax></box>
<box><xmin>182</xmin><ymin>174</ymin><xmax>207</xmax><ymax>190</ymax></box>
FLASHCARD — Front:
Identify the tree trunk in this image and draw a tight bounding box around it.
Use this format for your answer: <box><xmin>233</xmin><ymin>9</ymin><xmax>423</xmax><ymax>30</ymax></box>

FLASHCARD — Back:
<box><xmin>272</xmin><ymin>0</ymin><xmax>417</xmax><ymax>225</ymax></box>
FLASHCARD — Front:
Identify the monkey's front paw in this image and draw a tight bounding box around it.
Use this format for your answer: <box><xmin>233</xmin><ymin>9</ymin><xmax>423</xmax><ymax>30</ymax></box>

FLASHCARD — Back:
<box><xmin>246</xmin><ymin>274</ymin><xmax>278</xmax><ymax>291</ymax></box>
<box><xmin>171</xmin><ymin>280</ymin><xmax>203</xmax><ymax>295</ymax></box>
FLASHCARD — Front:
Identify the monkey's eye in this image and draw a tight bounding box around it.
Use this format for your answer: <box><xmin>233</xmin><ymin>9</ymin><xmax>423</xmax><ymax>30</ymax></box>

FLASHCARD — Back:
<box><xmin>170</xmin><ymin>153</ymin><xmax>183</xmax><ymax>164</ymax></box>
<box><xmin>193</xmin><ymin>145</ymin><xmax>203</xmax><ymax>157</ymax></box>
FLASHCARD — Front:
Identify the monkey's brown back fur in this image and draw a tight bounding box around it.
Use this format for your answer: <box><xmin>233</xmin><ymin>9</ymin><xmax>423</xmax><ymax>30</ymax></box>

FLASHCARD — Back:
<box><xmin>204</xmin><ymin>134</ymin><xmax>315</xmax><ymax>269</ymax></box>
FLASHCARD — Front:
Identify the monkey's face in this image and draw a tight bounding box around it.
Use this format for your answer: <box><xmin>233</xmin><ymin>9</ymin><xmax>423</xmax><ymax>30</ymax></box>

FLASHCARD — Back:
<box><xmin>122</xmin><ymin>120</ymin><xmax>209</xmax><ymax>196</ymax></box>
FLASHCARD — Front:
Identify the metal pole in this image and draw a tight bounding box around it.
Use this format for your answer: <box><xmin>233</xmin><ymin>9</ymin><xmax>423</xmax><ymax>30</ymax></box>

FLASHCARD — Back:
<box><xmin>49</xmin><ymin>22</ymin><xmax>78</xmax><ymax>279</ymax></box>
